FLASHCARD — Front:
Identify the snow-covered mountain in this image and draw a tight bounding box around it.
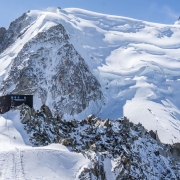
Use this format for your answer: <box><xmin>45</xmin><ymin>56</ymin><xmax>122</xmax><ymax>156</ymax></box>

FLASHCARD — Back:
<box><xmin>0</xmin><ymin>7</ymin><xmax>180</xmax><ymax>179</ymax></box>
<box><xmin>0</xmin><ymin>7</ymin><xmax>180</xmax><ymax>144</ymax></box>
<box><xmin>0</xmin><ymin>9</ymin><xmax>103</xmax><ymax>120</ymax></box>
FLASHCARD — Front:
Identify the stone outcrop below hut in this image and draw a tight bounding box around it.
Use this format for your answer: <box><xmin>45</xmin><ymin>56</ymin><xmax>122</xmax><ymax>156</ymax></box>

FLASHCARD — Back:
<box><xmin>16</xmin><ymin>104</ymin><xmax>180</xmax><ymax>179</ymax></box>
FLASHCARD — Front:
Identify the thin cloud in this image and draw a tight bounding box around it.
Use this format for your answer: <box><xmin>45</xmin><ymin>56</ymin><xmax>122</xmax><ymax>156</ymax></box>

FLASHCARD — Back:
<box><xmin>148</xmin><ymin>3</ymin><xmax>179</xmax><ymax>23</ymax></box>
<box><xmin>162</xmin><ymin>6</ymin><xmax>179</xmax><ymax>20</ymax></box>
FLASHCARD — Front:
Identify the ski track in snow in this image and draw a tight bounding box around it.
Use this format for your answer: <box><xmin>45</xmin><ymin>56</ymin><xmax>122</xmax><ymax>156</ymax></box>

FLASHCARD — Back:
<box><xmin>0</xmin><ymin>111</ymin><xmax>90</xmax><ymax>180</ymax></box>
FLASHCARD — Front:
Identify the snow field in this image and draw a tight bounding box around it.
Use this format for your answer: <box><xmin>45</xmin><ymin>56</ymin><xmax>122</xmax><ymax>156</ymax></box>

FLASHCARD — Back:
<box><xmin>0</xmin><ymin>7</ymin><xmax>180</xmax><ymax>144</ymax></box>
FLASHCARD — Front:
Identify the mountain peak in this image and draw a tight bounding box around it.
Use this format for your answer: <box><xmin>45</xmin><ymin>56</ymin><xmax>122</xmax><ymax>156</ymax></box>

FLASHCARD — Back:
<box><xmin>174</xmin><ymin>16</ymin><xmax>180</xmax><ymax>25</ymax></box>
<box><xmin>45</xmin><ymin>6</ymin><xmax>61</xmax><ymax>13</ymax></box>
<box><xmin>0</xmin><ymin>7</ymin><xmax>180</xmax><ymax>144</ymax></box>
<box><xmin>0</xmin><ymin>27</ymin><xmax>6</xmax><ymax>43</ymax></box>
<box><xmin>1</xmin><ymin>7</ymin><xmax>180</xmax><ymax>179</ymax></box>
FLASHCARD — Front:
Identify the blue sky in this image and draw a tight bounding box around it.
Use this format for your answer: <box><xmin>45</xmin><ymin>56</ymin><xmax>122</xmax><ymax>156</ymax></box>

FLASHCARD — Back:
<box><xmin>0</xmin><ymin>0</ymin><xmax>180</xmax><ymax>28</ymax></box>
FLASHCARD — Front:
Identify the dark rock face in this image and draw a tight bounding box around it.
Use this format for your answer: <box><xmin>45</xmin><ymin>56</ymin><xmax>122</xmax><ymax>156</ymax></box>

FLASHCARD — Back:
<box><xmin>0</xmin><ymin>13</ymin><xmax>31</xmax><ymax>52</ymax></box>
<box><xmin>19</xmin><ymin>105</ymin><xmax>180</xmax><ymax>179</ymax></box>
<box><xmin>149</xmin><ymin>130</ymin><xmax>161</xmax><ymax>143</ymax></box>
<box><xmin>1</xmin><ymin>23</ymin><xmax>103</xmax><ymax>116</ymax></box>
<box><xmin>171</xmin><ymin>143</ymin><xmax>180</xmax><ymax>160</ymax></box>
<box><xmin>0</xmin><ymin>27</ymin><xmax>6</xmax><ymax>44</ymax></box>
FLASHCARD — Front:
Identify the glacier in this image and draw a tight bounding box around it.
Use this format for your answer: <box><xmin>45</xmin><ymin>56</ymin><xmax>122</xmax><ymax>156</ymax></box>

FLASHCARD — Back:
<box><xmin>0</xmin><ymin>7</ymin><xmax>180</xmax><ymax>144</ymax></box>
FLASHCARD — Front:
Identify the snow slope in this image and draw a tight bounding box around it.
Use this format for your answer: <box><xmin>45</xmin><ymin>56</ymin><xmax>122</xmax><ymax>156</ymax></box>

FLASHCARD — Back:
<box><xmin>64</xmin><ymin>8</ymin><xmax>180</xmax><ymax>144</ymax></box>
<box><xmin>0</xmin><ymin>7</ymin><xmax>180</xmax><ymax>144</ymax></box>
<box><xmin>0</xmin><ymin>110</ymin><xmax>90</xmax><ymax>180</ymax></box>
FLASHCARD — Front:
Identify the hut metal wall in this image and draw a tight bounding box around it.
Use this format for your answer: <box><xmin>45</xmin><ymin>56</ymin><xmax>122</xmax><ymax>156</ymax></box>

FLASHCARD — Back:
<box><xmin>0</xmin><ymin>95</ymin><xmax>33</xmax><ymax>113</ymax></box>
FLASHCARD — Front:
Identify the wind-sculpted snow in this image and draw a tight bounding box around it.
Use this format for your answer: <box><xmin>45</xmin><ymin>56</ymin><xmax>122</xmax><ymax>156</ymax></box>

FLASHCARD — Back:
<box><xmin>0</xmin><ymin>7</ymin><xmax>180</xmax><ymax>144</ymax></box>
<box><xmin>64</xmin><ymin>8</ymin><xmax>180</xmax><ymax>144</ymax></box>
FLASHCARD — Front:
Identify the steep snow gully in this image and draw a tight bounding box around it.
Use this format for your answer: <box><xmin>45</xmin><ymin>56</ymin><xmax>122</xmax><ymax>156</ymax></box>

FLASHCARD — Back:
<box><xmin>0</xmin><ymin>7</ymin><xmax>180</xmax><ymax>180</ymax></box>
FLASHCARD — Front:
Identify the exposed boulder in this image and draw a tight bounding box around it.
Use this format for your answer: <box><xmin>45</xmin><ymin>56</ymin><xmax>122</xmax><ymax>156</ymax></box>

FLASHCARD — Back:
<box><xmin>20</xmin><ymin>104</ymin><xmax>32</xmax><ymax>124</ymax></box>
<box><xmin>149</xmin><ymin>130</ymin><xmax>156</xmax><ymax>140</ymax></box>
<box><xmin>121</xmin><ymin>116</ymin><xmax>130</xmax><ymax>132</ymax></box>
<box><xmin>170</xmin><ymin>143</ymin><xmax>180</xmax><ymax>160</ymax></box>
<box><xmin>101</xmin><ymin>118</ymin><xmax>110</xmax><ymax>127</ymax></box>
<box><xmin>21</xmin><ymin>110</ymin><xmax>31</xmax><ymax>124</ymax></box>
<box><xmin>90</xmin><ymin>144</ymin><xmax>97</xmax><ymax>151</ymax></box>
<box><xmin>149</xmin><ymin>130</ymin><xmax>161</xmax><ymax>143</ymax></box>
<box><xmin>62</xmin><ymin>138</ymin><xmax>74</xmax><ymax>146</ymax></box>
<box><xmin>40</xmin><ymin>104</ymin><xmax>52</xmax><ymax>117</ymax></box>
<box><xmin>86</xmin><ymin>114</ymin><xmax>95</xmax><ymax>124</ymax></box>
<box><xmin>71</xmin><ymin>120</ymin><xmax>78</xmax><ymax>128</ymax></box>
<box><xmin>121</xmin><ymin>116</ymin><xmax>129</xmax><ymax>124</ymax></box>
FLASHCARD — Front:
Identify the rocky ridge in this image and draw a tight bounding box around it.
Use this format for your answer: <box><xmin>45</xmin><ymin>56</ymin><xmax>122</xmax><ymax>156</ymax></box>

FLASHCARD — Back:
<box><xmin>18</xmin><ymin>104</ymin><xmax>180</xmax><ymax>180</ymax></box>
<box><xmin>0</xmin><ymin>27</ymin><xmax>6</xmax><ymax>45</ymax></box>
<box><xmin>0</xmin><ymin>13</ymin><xmax>31</xmax><ymax>52</ymax></box>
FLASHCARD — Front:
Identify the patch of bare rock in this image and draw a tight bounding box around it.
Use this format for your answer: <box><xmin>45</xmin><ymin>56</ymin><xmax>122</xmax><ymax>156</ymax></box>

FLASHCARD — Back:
<box><xmin>17</xmin><ymin>104</ymin><xmax>180</xmax><ymax>179</ymax></box>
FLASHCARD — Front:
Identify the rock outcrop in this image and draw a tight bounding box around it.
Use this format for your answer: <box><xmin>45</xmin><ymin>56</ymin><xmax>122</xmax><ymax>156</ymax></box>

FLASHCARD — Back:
<box><xmin>0</xmin><ymin>13</ymin><xmax>31</xmax><ymax>52</ymax></box>
<box><xmin>0</xmin><ymin>27</ymin><xmax>6</xmax><ymax>44</ymax></box>
<box><xmin>1</xmin><ymin>23</ymin><xmax>103</xmax><ymax>117</ymax></box>
<box><xmin>18</xmin><ymin>104</ymin><xmax>180</xmax><ymax>179</ymax></box>
<box><xmin>171</xmin><ymin>143</ymin><xmax>180</xmax><ymax>161</ymax></box>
